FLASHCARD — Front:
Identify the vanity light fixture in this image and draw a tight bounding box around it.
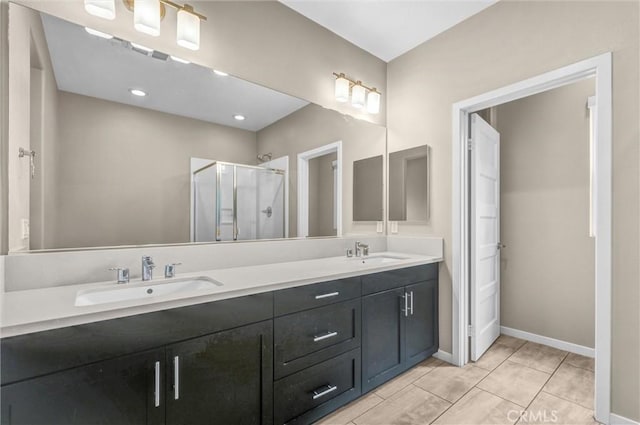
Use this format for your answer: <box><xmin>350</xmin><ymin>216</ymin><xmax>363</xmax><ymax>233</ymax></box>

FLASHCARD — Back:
<box><xmin>333</xmin><ymin>72</ymin><xmax>381</xmax><ymax>114</ymax></box>
<box><xmin>84</xmin><ymin>27</ymin><xmax>114</xmax><ymax>39</ymax></box>
<box><xmin>233</xmin><ymin>114</ymin><xmax>246</xmax><ymax>121</ymax></box>
<box><xmin>114</xmin><ymin>0</ymin><xmax>207</xmax><ymax>50</ymax></box>
<box><xmin>129</xmin><ymin>88</ymin><xmax>147</xmax><ymax>97</ymax></box>
<box><xmin>84</xmin><ymin>0</ymin><xmax>116</xmax><ymax>20</ymax></box>
<box><xmin>213</xmin><ymin>70</ymin><xmax>229</xmax><ymax>76</ymax></box>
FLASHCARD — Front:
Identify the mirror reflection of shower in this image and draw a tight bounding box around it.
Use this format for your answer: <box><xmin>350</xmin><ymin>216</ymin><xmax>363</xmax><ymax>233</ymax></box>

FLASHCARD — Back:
<box><xmin>190</xmin><ymin>158</ymin><xmax>285</xmax><ymax>242</ymax></box>
<box><xmin>257</xmin><ymin>152</ymin><xmax>272</xmax><ymax>163</ymax></box>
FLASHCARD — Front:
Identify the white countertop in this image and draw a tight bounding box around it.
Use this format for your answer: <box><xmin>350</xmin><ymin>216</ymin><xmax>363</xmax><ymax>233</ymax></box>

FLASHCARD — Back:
<box><xmin>1</xmin><ymin>252</ymin><xmax>441</xmax><ymax>338</ymax></box>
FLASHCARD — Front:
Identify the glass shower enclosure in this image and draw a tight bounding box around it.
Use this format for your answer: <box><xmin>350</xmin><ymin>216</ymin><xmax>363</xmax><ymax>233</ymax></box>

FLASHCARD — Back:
<box><xmin>192</xmin><ymin>161</ymin><xmax>285</xmax><ymax>242</ymax></box>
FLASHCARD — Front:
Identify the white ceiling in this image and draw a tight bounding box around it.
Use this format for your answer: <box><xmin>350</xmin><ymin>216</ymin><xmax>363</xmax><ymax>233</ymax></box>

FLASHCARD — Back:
<box><xmin>280</xmin><ymin>0</ymin><xmax>498</xmax><ymax>62</ymax></box>
<box><xmin>40</xmin><ymin>14</ymin><xmax>308</xmax><ymax>132</ymax></box>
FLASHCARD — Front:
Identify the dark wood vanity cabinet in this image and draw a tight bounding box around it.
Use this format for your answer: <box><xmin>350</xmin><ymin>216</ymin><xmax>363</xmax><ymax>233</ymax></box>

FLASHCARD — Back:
<box><xmin>0</xmin><ymin>263</ymin><xmax>439</xmax><ymax>425</ymax></box>
<box><xmin>362</xmin><ymin>265</ymin><xmax>439</xmax><ymax>393</ymax></box>
<box><xmin>1</xmin><ymin>348</ymin><xmax>165</xmax><ymax>425</ymax></box>
<box><xmin>165</xmin><ymin>320</ymin><xmax>273</xmax><ymax>425</ymax></box>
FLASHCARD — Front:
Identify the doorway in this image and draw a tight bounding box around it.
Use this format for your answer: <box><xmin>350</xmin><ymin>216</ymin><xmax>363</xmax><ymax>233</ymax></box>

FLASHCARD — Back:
<box><xmin>451</xmin><ymin>53</ymin><xmax>612</xmax><ymax>423</ymax></box>
<box><xmin>297</xmin><ymin>141</ymin><xmax>343</xmax><ymax>238</ymax></box>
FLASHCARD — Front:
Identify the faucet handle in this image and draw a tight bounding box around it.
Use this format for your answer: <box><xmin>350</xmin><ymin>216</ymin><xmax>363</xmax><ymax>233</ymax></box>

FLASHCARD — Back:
<box><xmin>346</xmin><ymin>248</ymin><xmax>353</xmax><ymax>258</ymax></box>
<box><xmin>164</xmin><ymin>263</ymin><xmax>182</xmax><ymax>279</ymax></box>
<box><xmin>108</xmin><ymin>267</ymin><xmax>130</xmax><ymax>284</ymax></box>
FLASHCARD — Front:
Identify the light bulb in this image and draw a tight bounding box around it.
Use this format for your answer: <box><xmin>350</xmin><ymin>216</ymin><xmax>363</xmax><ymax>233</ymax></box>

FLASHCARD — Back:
<box><xmin>84</xmin><ymin>0</ymin><xmax>116</xmax><ymax>20</ymax></box>
<box><xmin>134</xmin><ymin>0</ymin><xmax>161</xmax><ymax>37</ymax></box>
<box><xmin>367</xmin><ymin>89</ymin><xmax>381</xmax><ymax>114</ymax></box>
<box><xmin>334</xmin><ymin>74</ymin><xmax>350</xmax><ymax>103</ymax></box>
<box><xmin>177</xmin><ymin>6</ymin><xmax>200</xmax><ymax>51</ymax></box>
<box><xmin>129</xmin><ymin>88</ymin><xmax>147</xmax><ymax>97</ymax></box>
<box><xmin>351</xmin><ymin>82</ymin><xmax>366</xmax><ymax>109</ymax></box>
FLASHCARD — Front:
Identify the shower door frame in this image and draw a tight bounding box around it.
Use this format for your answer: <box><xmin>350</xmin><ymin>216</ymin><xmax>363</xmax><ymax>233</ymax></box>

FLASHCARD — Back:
<box><xmin>191</xmin><ymin>160</ymin><xmax>286</xmax><ymax>242</ymax></box>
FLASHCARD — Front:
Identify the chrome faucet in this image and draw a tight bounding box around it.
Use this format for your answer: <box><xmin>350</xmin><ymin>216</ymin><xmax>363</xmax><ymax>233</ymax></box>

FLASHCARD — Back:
<box><xmin>142</xmin><ymin>256</ymin><xmax>155</xmax><ymax>281</ymax></box>
<box><xmin>355</xmin><ymin>241</ymin><xmax>369</xmax><ymax>257</ymax></box>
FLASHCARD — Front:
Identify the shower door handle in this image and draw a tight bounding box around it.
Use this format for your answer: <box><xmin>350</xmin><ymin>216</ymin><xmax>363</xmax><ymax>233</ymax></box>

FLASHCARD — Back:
<box><xmin>261</xmin><ymin>206</ymin><xmax>273</xmax><ymax>217</ymax></box>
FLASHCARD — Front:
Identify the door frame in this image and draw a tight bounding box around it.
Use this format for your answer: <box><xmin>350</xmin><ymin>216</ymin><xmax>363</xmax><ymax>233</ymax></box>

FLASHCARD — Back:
<box><xmin>451</xmin><ymin>53</ymin><xmax>612</xmax><ymax>423</ymax></box>
<box><xmin>297</xmin><ymin>141</ymin><xmax>343</xmax><ymax>238</ymax></box>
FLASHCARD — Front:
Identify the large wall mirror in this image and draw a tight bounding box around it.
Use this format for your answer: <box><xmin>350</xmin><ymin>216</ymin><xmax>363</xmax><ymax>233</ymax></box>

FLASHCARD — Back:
<box><xmin>388</xmin><ymin>145</ymin><xmax>430</xmax><ymax>222</ymax></box>
<box><xmin>7</xmin><ymin>4</ymin><xmax>386</xmax><ymax>252</ymax></box>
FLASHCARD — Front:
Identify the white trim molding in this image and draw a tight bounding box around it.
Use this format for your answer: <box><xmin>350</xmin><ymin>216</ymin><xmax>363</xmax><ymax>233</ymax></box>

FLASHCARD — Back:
<box><xmin>297</xmin><ymin>141</ymin><xmax>343</xmax><ymax>238</ymax></box>
<box><xmin>433</xmin><ymin>349</ymin><xmax>454</xmax><ymax>365</ymax></box>
<box><xmin>610</xmin><ymin>414</ymin><xmax>640</xmax><ymax>425</ymax></box>
<box><xmin>451</xmin><ymin>52</ymin><xmax>612</xmax><ymax>424</ymax></box>
<box><xmin>500</xmin><ymin>326</ymin><xmax>595</xmax><ymax>358</ymax></box>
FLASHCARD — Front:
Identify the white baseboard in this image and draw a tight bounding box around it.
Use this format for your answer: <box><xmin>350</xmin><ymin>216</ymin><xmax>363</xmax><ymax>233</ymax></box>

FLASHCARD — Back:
<box><xmin>500</xmin><ymin>326</ymin><xmax>595</xmax><ymax>358</ymax></box>
<box><xmin>610</xmin><ymin>413</ymin><xmax>640</xmax><ymax>425</ymax></box>
<box><xmin>433</xmin><ymin>349</ymin><xmax>454</xmax><ymax>364</ymax></box>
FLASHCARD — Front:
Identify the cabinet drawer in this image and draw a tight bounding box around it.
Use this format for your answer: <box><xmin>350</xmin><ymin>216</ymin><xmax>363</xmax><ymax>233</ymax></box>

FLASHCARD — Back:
<box><xmin>274</xmin><ymin>277</ymin><xmax>361</xmax><ymax>316</ymax></box>
<box><xmin>361</xmin><ymin>264</ymin><xmax>438</xmax><ymax>295</ymax></box>
<box><xmin>274</xmin><ymin>348</ymin><xmax>361</xmax><ymax>425</ymax></box>
<box><xmin>275</xmin><ymin>299</ymin><xmax>360</xmax><ymax>379</ymax></box>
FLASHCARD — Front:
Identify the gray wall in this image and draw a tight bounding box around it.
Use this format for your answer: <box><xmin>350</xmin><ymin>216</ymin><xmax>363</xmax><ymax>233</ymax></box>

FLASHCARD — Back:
<box><xmin>256</xmin><ymin>104</ymin><xmax>386</xmax><ymax>238</ymax></box>
<box><xmin>387</xmin><ymin>1</ymin><xmax>639</xmax><ymax>419</ymax></box>
<box><xmin>53</xmin><ymin>91</ymin><xmax>257</xmax><ymax>248</ymax></box>
<box><xmin>497</xmin><ymin>79</ymin><xmax>595</xmax><ymax>348</ymax></box>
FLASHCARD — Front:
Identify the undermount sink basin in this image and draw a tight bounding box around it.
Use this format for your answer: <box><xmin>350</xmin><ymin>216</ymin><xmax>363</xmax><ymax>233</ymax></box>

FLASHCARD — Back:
<box><xmin>350</xmin><ymin>254</ymin><xmax>410</xmax><ymax>265</ymax></box>
<box><xmin>75</xmin><ymin>276</ymin><xmax>223</xmax><ymax>307</ymax></box>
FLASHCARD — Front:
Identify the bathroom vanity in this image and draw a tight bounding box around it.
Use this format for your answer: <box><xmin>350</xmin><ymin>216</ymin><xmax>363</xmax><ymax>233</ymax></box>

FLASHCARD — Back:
<box><xmin>0</xmin><ymin>261</ymin><xmax>439</xmax><ymax>425</ymax></box>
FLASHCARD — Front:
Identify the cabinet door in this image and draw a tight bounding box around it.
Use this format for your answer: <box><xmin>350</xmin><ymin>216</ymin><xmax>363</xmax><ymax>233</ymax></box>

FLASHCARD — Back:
<box><xmin>165</xmin><ymin>320</ymin><xmax>273</xmax><ymax>425</ymax></box>
<box><xmin>405</xmin><ymin>280</ymin><xmax>439</xmax><ymax>368</ymax></box>
<box><xmin>361</xmin><ymin>287</ymin><xmax>406</xmax><ymax>393</ymax></box>
<box><xmin>1</xmin><ymin>349</ymin><xmax>165</xmax><ymax>425</ymax></box>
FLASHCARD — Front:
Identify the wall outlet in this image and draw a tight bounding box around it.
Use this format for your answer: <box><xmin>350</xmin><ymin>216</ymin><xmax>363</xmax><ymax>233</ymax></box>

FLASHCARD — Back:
<box><xmin>376</xmin><ymin>221</ymin><xmax>383</xmax><ymax>233</ymax></box>
<box><xmin>21</xmin><ymin>218</ymin><xmax>30</xmax><ymax>240</ymax></box>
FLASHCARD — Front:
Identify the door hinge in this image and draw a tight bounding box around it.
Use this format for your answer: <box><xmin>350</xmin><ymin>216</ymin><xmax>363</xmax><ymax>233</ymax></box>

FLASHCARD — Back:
<box><xmin>467</xmin><ymin>138</ymin><xmax>473</xmax><ymax>151</ymax></box>
<box><xmin>467</xmin><ymin>325</ymin><xmax>475</xmax><ymax>338</ymax></box>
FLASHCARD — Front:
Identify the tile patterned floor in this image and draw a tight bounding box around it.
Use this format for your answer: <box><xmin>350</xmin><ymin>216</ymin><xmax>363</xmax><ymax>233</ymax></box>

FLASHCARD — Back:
<box><xmin>316</xmin><ymin>336</ymin><xmax>597</xmax><ymax>425</ymax></box>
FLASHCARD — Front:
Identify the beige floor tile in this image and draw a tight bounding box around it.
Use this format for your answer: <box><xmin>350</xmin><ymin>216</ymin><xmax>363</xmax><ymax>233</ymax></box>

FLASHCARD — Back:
<box><xmin>543</xmin><ymin>363</ymin><xmax>594</xmax><ymax>410</ymax></box>
<box><xmin>413</xmin><ymin>363</ymin><xmax>488</xmax><ymax>403</ymax></box>
<box><xmin>509</xmin><ymin>342</ymin><xmax>568</xmax><ymax>373</ymax></box>
<box><xmin>317</xmin><ymin>393</ymin><xmax>384</xmax><ymax>425</ymax></box>
<box><xmin>477</xmin><ymin>360</ymin><xmax>550</xmax><ymax>407</ymax></box>
<box><xmin>353</xmin><ymin>385</ymin><xmax>450</xmax><ymax>425</ymax></box>
<box><xmin>474</xmin><ymin>343</ymin><xmax>517</xmax><ymax>371</ymax></box>
<box><xmin>375</xmin><ymin>358</ymin><xmax>444</xmax><ymax>399</ymax></box>
<box><xmin>496</xmin><ymin>335</ymin><xmax>527</xmax><ymax>350</ymax></box>
<box><xmin>433</xmin><ymin>388</ymin><xmax>522</xmax><ymax>425</ymax></box>
<box><xmin>520</xmin><ymin>391</ymin><xmax>597</xmax><ymax>424</ymax></box>
<box><xmin>564</xmin><ymin>353</ymin><xmax>595</xmax><ymax>372</ymax></box>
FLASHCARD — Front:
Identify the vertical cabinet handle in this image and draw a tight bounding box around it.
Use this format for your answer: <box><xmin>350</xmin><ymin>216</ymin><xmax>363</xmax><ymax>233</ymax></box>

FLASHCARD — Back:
<box><xmin>402</xmin><ymin>293</ymin><xmax>409</xmax><ymax>317</ymax></box>
<box><xmin>173</xmin><ymin>356</ymin><xmax>180</xmax><ymax>400</ymax></box>
<box><xmin>410</xmin><ymin>291</ymin><xmax>414</xmax><ymax>315</ymax></box>
<box><xmin>154</xmin><ymin>361</ymin><xmax>161</xmax><ymax>408</ymax></box>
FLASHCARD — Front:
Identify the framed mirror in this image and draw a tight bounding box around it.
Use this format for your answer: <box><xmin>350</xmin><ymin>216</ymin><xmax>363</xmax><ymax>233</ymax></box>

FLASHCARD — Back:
<box><xmin>388</xmin><ymin>145</ymin><xmax>430</xmax><ymax>222</ymax></box>
<box><xmin>353</xmin><ymin>155</ymin><xmax>383</xmax><ymax>221</ymax></box>
<box><xmin>7</xmin><ymin>4</ymin><xmax>387</xmax><ymax>252</ymax></box>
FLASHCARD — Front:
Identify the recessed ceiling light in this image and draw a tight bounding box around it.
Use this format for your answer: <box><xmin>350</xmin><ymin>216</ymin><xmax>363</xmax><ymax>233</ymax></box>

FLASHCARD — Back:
<box><xmin>233</xmin><ymin>114</ymin><xmax>245</xmax><ymax>121</ymax></box>
<box><xmin>129</xmin><ymin>88</ymin><xmax>147</xmax><ymax>97</ymax></box>
<box><xmin>84</xmin><ymin>27</ymin><xmax>114</xmax><ymax>39</ymax></box>
<box><xmin>213</xmin><ymin>70</ymin><xmax>229</xmax><ymax>77</ymax></box>
<box><xmin>170</xmin><ymin>56</ymin><xmax>190</xmax><ymax>64</ymax></box>
<box><xmin>130</xmin><ymin>42</ymin><xmax>153</xmax><ymax>53</ymax></box>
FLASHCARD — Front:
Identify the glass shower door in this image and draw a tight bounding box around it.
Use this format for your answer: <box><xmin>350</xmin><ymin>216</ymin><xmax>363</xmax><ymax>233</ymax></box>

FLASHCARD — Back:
<box><xmin>257</xmin><ymin>168</ymin><xmax>285</xmax><ymax>239</ymax></box>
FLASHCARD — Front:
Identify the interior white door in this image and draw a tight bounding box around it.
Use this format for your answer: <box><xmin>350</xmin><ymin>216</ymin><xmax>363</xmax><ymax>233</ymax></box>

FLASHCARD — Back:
<box><xmin>470</xmin><ymin>113</ymin><xmax>501</xmax><ymax>361</ymax></box>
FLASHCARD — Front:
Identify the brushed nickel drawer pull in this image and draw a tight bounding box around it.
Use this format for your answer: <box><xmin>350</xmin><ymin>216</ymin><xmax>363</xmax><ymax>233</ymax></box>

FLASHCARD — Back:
<box><xmin>173</xmin><ymin>355</ymin><xmax>180</xmax><ymax>400</ymax></box>
<box><xmin>312</xmin><ymin>384</ymin><xmax>338</xmax><ymax>400</ymax></box>
<box><xmin>315</xmin><ymin>292</ymin><xmax>339</xmax><ymax>300</ymax></box>
<box><xmin>154</xmin><ymin>361</ymin><xmax>161</xmax><ymax>408</ymax></box>
<box><xmin>313</xmin><ymin>331</ymin><xmax>338</xmax><ymax>342</ymax></box>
